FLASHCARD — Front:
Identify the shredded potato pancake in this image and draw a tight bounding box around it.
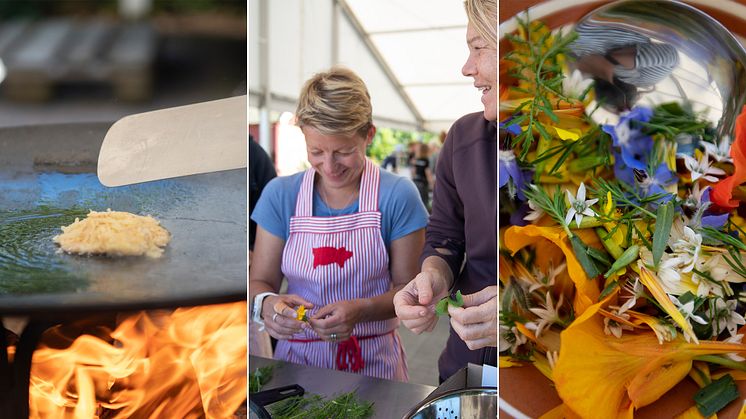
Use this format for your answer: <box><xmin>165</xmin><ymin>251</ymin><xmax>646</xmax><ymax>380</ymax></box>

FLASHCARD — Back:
<box><xmin>54</xmin><ymin>210</ymin><xmax>170</xmax><ymax>258</ymax></box>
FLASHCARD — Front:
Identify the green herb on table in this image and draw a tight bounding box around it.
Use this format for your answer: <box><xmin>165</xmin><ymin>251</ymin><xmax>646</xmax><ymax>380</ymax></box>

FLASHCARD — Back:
<box><xmin>436</xmin><ymin>290</ymin><xmax>465</xmax><ymax>316</ymax></box>
<box><xmin>249</xmin><ymin>365</ymin><xmax>274</xmax><ymax>393</ymax></box>
<box><xmin>269</xmin><ymin>390</ymin><xmax>374</xmax><ymax>419</ymax></box>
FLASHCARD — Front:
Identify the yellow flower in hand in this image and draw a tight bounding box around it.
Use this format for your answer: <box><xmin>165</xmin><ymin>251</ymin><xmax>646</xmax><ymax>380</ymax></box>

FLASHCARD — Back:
<box><xmin>296</xmin><ymin>305</ymin><xmax>308</xmax><ymax>322</ymax></box>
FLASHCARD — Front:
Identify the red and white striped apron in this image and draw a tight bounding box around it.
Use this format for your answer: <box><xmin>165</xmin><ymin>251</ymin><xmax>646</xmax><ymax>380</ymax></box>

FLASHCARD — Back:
<box><xmin>275</xmin><ymin>159</ymin><xmax>408</xmax><ymax>381</ymax></box>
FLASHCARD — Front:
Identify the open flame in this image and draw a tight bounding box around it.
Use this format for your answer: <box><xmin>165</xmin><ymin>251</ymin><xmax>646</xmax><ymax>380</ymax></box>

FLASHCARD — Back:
<box><xmin>26</xmin><ymin>301</ymin><xmax>246</xmax><ymax>418</ymax></box>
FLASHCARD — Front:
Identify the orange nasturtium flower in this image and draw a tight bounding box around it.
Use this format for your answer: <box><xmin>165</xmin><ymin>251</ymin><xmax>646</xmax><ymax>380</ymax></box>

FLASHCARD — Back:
<box><xmin>711</xmin><ymin>105</ymin><xmax>746</xmax><ymax>210</ymax></box>
<box><xmin>504</xmin><ymin>225</ymin><xmax>601</xmax><ymax>315</ymax></box>
<box><xmin>552</xmin><ymin>300</ymin><xmax>746</xmax><ymax>418</ymax></box>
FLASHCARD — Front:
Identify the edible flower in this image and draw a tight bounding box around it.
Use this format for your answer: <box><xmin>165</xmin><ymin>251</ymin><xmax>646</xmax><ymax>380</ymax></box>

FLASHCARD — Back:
<box><xmin>499</xmin><ymin>149</ymin><xmax>526</xmax><ymax>200</ymax></box>
<box><xmin>296</xmin><ymin>305</ymin><xmax>308</xmax><ymax>322</ymax></box>
<box><xmin>553</xmin><ymin>299</ymin><xmax>746</xmax><ymax>418</ymax></box>
<box><xmin>565</xmin><ymin>182</ymin><xmax>598</xmax><ymax>227</ymax></box>
<box><xmin>711</xmin><ymin>105</ymin><xmax>746</xmax><ymax>210</ymax></box>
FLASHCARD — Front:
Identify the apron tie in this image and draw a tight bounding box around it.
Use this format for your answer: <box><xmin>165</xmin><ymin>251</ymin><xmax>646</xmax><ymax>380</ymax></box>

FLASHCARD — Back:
<box><xmin>336</xmin><ymin>336</ymin><xmax>363</xmax><ymax>372</ymax></box>
<box><xmin>288</xmin><ymin>330</ymin><xmax>394</xmax><ymax>373</ymax></box>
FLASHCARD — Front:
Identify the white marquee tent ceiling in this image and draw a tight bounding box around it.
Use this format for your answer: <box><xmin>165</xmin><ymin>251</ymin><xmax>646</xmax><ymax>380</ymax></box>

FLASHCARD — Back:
<box><xmin>249</xmin><ymin>0</ymin><xmax>483</xmax><ymax>134</ymax></box>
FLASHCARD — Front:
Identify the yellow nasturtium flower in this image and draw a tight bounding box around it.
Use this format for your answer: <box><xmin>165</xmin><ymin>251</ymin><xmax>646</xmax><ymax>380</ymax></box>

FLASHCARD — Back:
<box><xmin>552</xmin><ymin>299</ymin><xmax>746</xmax><ymax>418</ymax></box>
<box><xmin>296</xmin><ymin>305</ymin><xmax>307</xmax><ymax>322</ymax></box>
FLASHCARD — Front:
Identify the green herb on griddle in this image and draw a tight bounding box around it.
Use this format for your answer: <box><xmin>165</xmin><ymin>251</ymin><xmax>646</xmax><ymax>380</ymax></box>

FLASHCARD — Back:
<box><xmin>268</xmin><ymin>390</ymin><xmax>374</xmax><ymax>419</ymax></box>
<box><xmin>0</xmin><ymin>206</ymin><xmax>89</xmax><ymax>294</ymax></box>
<box><xmin>249</xmin><ymin>365</ymin><xmax>274</xmax><ymax>393</ymax></box>
<box><xmin>435</xmin><ymin>290</ymin><xmax>465</xmax><ymax>316</ymax></box>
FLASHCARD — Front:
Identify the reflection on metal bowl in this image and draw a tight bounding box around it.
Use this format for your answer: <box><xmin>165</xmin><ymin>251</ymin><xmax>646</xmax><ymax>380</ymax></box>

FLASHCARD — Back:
<box><xmin>501</xmin><ymin>0</ymin><xmax>746</xmax><ymax>138</ymax></box>
<box><xmin>403</xmin><ymin>387</ymin><xmax>497</xmax><ymax>419</ymax></box>
<box><xmin>572</xmin><ymin>0</ymin><xmax>746</xmax><ymax>137</ymax></box>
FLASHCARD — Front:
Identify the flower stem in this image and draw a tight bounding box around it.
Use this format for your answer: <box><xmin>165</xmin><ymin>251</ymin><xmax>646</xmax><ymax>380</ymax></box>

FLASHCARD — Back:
<box><xmin>694</xmin><ymin>355</ymin><xmax>746</xmax><ymax>372</ymax></box>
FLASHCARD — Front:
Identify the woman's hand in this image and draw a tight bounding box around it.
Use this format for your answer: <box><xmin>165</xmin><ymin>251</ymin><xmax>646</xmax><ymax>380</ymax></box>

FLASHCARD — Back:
<box><xmin>261</xmin><ymin>294</ymin><xmax>313</xmax><ymax>340</ymax></box>
<box><xmin>448</xmin><ymin>285</ymin><xmax>497</xmax><ymax>350</ymax></box>
<box><xmin>308</xmin><ymin>300</ymin><xmax>364</xmax><ymax>342</ymax></box>
<box><xmin>394</xmin><ymin>268</ymin><xmax>450</xmax><ymax>334</ymax></box>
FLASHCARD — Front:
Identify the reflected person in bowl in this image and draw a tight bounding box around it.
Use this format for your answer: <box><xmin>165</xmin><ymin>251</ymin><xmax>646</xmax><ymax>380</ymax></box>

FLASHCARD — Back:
<box><xmin>249</xmin><ymin>67</ymin><xmax>428</xmax><ymax>381</ymax></box>
<box><xmin>394</xmin><ymin>0</ymin><xmax>497</xmax><ymax>383</ymax></box>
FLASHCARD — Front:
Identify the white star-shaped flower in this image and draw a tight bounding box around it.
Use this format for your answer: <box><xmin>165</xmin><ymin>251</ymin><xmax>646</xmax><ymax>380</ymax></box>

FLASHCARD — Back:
<box><xmin>669</xmin><ymin>295</ymin><xmax>708</xmax><ymax>328</ymax></box>
<box><xmin>711</xmin><ymin>298</ymin><xmax>746</xmax><ymax>337</ymax></box>
<box><xmin>523</xmin><ymin>198</ymin><xmax>545</xmax><ymax>222</ymax></box>
<box><xmin>701</xmin><ymin>135</ymin><xmax>732</xmax><ymax>164</ymax></box>
<box><xmin>528</xmin><ymin>292</ymin><xmax>564</xmax><ymax>338</ymax></box>
<box><xmin>562</xmin><ymin>69</ymin><xmax>593</xmax><ymax>99</ymax></box>
<box><xmin>669</xmin><ymin>223</ymin><xmax>702</xmax><ymax>273</ymax></box>
<box><xmin>565</xmin><ymin>182</ymin><xmax>598</xmax><ymax>227</ymax></box>
<box><xmin>682</xmin><ymin>153</ymin><xmax>726</xmax><ymax>183</ymax></box>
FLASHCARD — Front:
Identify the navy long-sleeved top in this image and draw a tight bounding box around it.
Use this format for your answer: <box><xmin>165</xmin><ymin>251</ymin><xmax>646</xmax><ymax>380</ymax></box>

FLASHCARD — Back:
<box><xmin>420</xmin><ymin>111</ymin><xmax>497</xmax><ymax>380</ymax></box>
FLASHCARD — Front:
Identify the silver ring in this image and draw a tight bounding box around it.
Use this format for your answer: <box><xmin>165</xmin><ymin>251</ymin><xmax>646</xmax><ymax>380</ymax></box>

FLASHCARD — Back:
<box><xmin>272</xmin><ymin>313</ymin><xmax>279</xmax><ymax>322</ymax></box>
<box><xmin>330</xmin><ymin>332</ymin><xmax>337</xmax><ymax>341</ymax></box>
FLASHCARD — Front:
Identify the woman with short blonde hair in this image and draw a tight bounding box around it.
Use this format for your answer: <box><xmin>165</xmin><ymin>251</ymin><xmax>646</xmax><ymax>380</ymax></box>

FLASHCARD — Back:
<box><xmin>295</xmin><ymin>67</ymin><xmax>372</xmax><ymax>137</ymax></box>
<box><xmin>250</xmin><ymin>66</ymin><xmax>428</xmax><ymax>381</ymax></box>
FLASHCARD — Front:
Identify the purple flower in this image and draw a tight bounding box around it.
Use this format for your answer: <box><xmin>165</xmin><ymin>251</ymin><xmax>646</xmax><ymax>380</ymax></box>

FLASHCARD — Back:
<box><xmin>500</xmin><ymin>149</ymin><xmax>526</xmax><ymax>200</ymax></box>
<box><xmin>604</xmin><ymin>106</ymin><xmax>655</xmax><ymax>170</ymax></box>
<box><xmin>500</xmin><ymin>118</ymin><xmax>522</xmax><ymax>136</ymax></box>
<box><xmin>621</xmin><ymin>107</ymin><xmax>654</xmax><ymax>126</ymax></box>
<box><xmin>701</xmin><ymin>213</ymin><xmax>729</xmax><ymax>229</ymax></box>
<box><xmin>697</xmin><ymin>187</ymin><xmax>729</xmax><ymax>229</ymax></box>
<box><xmin>510</xmin><ymin>202</ymin><xmax>530</xmax><ymax>226</ymax></box>
<box><xmin>633</xmin><ymin>163</ymin><xmax>677</xmax><ymax>203</ymax></box>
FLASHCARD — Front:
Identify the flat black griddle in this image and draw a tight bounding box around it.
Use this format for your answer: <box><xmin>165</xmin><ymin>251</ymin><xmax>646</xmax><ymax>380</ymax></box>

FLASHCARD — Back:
<box><xmin>0</xmin><ymin>122</ymin><xmax>247</xmax><ymax>315</ymax></box>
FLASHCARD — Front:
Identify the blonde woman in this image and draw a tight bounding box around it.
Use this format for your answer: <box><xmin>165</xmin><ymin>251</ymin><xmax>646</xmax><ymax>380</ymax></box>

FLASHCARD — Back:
<box><xmin>394</xmin><ymin>0</ymin><xmax>498</xmax><ymax>382</ymax></box>
<box><xmin>249</xmin><ymin>67</ymin><xmax>428</xmax><ymax>381</ymax></box>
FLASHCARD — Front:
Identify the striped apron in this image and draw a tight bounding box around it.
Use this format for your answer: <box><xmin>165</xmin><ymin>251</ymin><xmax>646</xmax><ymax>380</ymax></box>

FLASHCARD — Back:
<box><xmin>274</xmin><ymin>159</ymin><xmax>408</xmax><ymax>381</ymax></box>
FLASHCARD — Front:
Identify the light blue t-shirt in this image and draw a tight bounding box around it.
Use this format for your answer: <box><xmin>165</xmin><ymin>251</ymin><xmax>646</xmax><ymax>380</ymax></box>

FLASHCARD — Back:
<box><xmin>251</xmin><ymin>169</ymin><xmax>428</xmax><ymax>248</ymax></box>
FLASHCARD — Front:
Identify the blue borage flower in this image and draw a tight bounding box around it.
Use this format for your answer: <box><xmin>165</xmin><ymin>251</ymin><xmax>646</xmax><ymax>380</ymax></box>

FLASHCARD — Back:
<box><xmin>499</xmin><ymin>149</ymin><xmax>526</xmax><ymax>200</ymax></box>
<box><xmin>603</xmin><ymin>107</ymin><xmax>654</xmax><ymax>171</ymax></box>
<box><xmin>500</xmin><ymin>117</ymin><xmax>523</xmax><ymax>136</ymax></box>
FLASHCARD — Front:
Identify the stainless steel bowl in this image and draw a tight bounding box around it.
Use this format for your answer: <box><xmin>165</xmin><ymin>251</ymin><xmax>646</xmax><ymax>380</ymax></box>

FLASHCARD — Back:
<box><xmin>403</xmin><ymin>387</ymin><xmax>497</xmax><ymax>419</ymax></box>
<box><xmin>570</xmin><ymin>0</ymin><xmax>746</xmax><ymax>137</ymax></box>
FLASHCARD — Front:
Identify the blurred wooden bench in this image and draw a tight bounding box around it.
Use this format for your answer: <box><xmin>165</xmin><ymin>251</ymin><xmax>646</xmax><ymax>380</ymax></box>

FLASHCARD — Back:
<box><xmin>0</xmin><ymin>18</ymin><xmax>156</xmax><ymax>102</ymax></box>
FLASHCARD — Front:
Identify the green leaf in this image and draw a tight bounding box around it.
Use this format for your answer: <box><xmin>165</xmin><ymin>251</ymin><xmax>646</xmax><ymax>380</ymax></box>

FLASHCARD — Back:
<box><xmin>452</xmin><ymin>290</ymin><xmax>464</xmax><ymax>307</ymax></box>
<box><xmin>599</xmin><ymin>280</ymin><xmax>619</xmax><ymax>300</ymax></box>
<box><xmin>694</xmin><ymin>374</ymin><xmax>739</xmax><ymax>417</ymax></box>
<box><xmin>652</xmin><ymin>201</ymin><xmax>674</xmax><ymax>269</ymax></box>
<box><xmin>539</xmin><ymin>95</ymin><xmax>559</xmax><ymax>123</ymax></box>
<box><xmin>568</xmin><ymin>156</ymin><xmax>606</xmax><ymax>173</ymax></box>
<box><xmin>604</xmin><ymin>244</ymin><xmax>640</xmax><ymax>278</ymax></box>
<box><xmin>570</xmin><ymin>235</ymin><xmax>601</xmax><ymax>278</ymax></box>
<box><xmin>534</xmin><ymin>120</ymin><xmax>552</xmax><ymax>142</ymax></box>
<box><xmin>435</xmin><ymin>290</ymin><xmax>465</xmax><ymax>316</ymax></box>
<box><xmin>587</xmin><ymin>247</ymin><xmax>612</xmax><ymax>267</ymax></box>
<box><xmin>435</xmin><ymin>298</ymin><xmax>449</xmax><ymax>316</ymax></box>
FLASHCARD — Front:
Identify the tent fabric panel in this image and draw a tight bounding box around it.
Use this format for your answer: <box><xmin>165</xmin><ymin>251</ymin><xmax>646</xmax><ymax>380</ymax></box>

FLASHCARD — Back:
<box><xmin>336</xmin><ymin>6</ymin><xmax>419</xmax><ymax>127</ymax></box>
<box><xmin>370</xmin><ymin>28</ymin><xmax>470</xmax><ymax>85</ymax></box>
<box><xmin>345</xmin><ymin>0</ymin><xmax>467</xmax><ymax>33</ymax></box>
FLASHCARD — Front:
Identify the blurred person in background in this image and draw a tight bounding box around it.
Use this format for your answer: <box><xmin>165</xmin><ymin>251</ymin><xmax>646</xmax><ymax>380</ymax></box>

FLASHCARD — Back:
<box><xmin>249</xmin><ymin>134</ymin><xmax>277</xmax><ymax>264</ymax></box>
<box><xmin>249</xmin><ymin>67</ymin><xmax>428</xmax><ymax>381</ymax></box>
<box><xmin>394</xmin><ymin>0</ymin><xmax>497</xmax><ymax>383</ymax></box>
<box><xmin>411</xmin><ymin>142</ymin><xmax>433</xmax><ymax>211</ymax></box>
<box><xmin>381</xmin><ymin>143</ymin><xmax>403</xmax><ymax>173</ymax></box>
<box><xmin>429</xmin><ymin>131</ymin><xmax>446</xmax><ymax>179</ymax></box>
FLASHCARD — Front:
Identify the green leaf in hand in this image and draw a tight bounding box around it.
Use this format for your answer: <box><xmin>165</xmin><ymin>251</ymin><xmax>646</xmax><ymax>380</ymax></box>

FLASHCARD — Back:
<box><xmin>436</xmin><ymin>291</ymin><xmax>465</xmax><ymax>316</ymax></box>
